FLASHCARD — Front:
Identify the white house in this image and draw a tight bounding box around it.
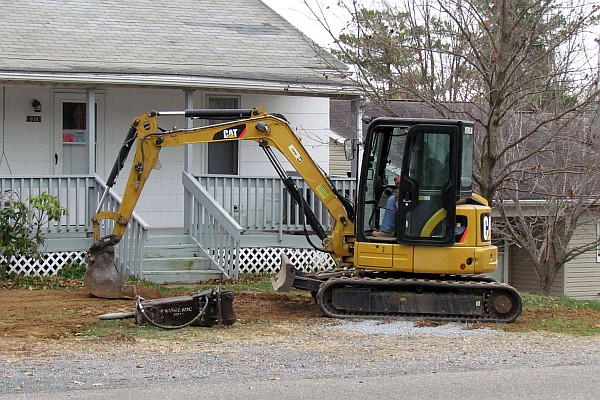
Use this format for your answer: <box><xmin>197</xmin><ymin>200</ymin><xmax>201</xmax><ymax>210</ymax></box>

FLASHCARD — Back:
<box><xmin>0</xmin><ymin>0</ymin><xmax>362</xmax><ymax>281</ymax></box>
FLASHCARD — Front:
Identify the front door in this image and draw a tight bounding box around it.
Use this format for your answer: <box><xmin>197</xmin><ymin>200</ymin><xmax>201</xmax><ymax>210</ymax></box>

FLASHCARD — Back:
<box><xmin>53</xmin><ymin>93</ymin><xmax>104</xmax><ymax>174</ymax></box>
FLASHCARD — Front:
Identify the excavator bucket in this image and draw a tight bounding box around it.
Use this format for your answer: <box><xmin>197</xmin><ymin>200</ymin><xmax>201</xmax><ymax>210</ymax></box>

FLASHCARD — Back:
<box><xmin>85</xmin><ymin>239</ymin><xmax>136</xmax><ymax>299</ymax></box>
<box><xmin>271</xmin><ymin>254</ymin><xmax>297</xmax><ymax>292</ymax></box>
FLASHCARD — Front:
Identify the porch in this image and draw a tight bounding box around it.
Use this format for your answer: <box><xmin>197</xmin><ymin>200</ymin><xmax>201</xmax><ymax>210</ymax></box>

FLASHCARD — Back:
<box><xmin>0</xmin><ymin>173</ymin><xmax>356</xmax><ymax>282</ymax></box>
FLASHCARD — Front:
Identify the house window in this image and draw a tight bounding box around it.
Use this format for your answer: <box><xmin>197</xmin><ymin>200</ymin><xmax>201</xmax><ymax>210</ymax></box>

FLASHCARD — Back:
<box><xmin>63</xmin><ymin>103</ymin><xmax>86</xmax><ymax>131</ymax></box>
<box><xmin>61</xmin><ymin>102</ymin><xmax>97</xmax><ymax>174</ymax></box>
<box><xmin>207</xmin><ymin>96</ymin><xmax>239</xmax><ymax>175</ymax></box>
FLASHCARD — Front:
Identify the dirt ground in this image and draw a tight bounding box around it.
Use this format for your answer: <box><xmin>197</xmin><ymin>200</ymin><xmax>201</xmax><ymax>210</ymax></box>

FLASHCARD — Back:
<box><xmin>0</xmin><ymin>287</ymin><xmax>320</xmax><ymax>340</ymax></box>
<box><xmin>2</xmin><ymin>286</ymin><xmax>600</xmax><ymax>349</ymax></box>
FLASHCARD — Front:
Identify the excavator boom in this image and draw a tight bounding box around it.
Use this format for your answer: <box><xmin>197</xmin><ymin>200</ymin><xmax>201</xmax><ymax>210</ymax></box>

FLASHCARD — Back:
<box><xmin>86</xmin><ymin>107</ymin><xmax>354</xmax><ymax>298</ymax></box>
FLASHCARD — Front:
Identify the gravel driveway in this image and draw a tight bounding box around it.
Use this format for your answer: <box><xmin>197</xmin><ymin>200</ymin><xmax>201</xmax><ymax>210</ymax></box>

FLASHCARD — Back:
<box><xmin>2</xmin><ymin>320</ymin><xmax>600</xmax><ymax>397</ymax></box>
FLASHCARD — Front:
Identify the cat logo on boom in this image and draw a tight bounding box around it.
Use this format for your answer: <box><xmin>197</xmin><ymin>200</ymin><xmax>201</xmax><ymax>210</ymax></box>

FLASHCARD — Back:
<box><xmin>212</xmin><ymin>124</ymin><xmax>247</xmax><ymax>140</ymax></box>
<box><xmin>223</xmin><ymin>128</ymin><xmax>239</xmax><ymax>138</ymax></box>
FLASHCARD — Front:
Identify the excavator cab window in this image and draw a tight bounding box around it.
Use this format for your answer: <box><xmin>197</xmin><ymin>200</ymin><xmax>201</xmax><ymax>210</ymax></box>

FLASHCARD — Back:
<box><xmin>361</xmin><ymin>124</ymin><xmax>406</xmax><ymax>233</ymax></box>
<box><xmin>396</xmin><ymin>124</ymin><xmax>459</xmax><ymax>245</ymax></box>
<box><xmin>357</xmin><ymin>118</ymin><xmax>469</xmax><ymax>246</ymax></box>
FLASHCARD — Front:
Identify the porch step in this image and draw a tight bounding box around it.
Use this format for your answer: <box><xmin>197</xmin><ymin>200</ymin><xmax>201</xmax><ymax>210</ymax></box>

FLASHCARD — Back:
<box><xmin>143</xmin><ymin>256</ymin><xmax>211</xmax><ymax>271</ymax></box>
<box><xmin>145</xmin><ymin>234</ymin><xmax>195</xmax><ymax>246</ymax></box>
<box><xmin>142</xmin><ymin>270</ymin><xmax>223</xmax><ymax>284</ymax></box>
<box><xmin>144</xmin><ymin>243</ymin><xmax>200</xmax><ymax>258</ymax></box>
<box><xmin>141</xmin><ymin>234</ymin><xmax>223</xmax><ymax>284</ymax></box>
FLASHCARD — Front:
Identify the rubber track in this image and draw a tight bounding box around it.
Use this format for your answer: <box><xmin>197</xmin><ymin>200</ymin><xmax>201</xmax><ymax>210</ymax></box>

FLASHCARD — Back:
<box><xmin>316</xmin><ymin>276</ymin><xmax>523</xmax><ymax>323</ymax></box>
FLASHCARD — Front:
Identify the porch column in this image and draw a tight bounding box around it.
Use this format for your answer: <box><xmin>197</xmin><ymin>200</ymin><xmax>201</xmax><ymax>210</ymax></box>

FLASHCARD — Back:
<box><xmin>350</xmin><ymin>97</ymin><xmax>364</xmax><ymax>178</ymax></box>
<box><xmin>184</xmin><ymin>90</ymin><xmax>194</xmax><ymax>172</ymax></box>
<box><xmin>183</xmin><ymin>89</ymin><xmax>194</xmax><ymax>234</ymax></box>
<box><xmin>86</xmin><ymin>89</ymin><xmax>96</xmax><ymax>175</ymax></box>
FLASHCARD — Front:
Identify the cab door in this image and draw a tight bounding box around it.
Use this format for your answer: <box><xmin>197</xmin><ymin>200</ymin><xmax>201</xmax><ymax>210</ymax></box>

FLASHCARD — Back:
<box><xmin>397</xmin><ymin>125</ymin><xmax>459</xmax><ymax>245</ymax></box>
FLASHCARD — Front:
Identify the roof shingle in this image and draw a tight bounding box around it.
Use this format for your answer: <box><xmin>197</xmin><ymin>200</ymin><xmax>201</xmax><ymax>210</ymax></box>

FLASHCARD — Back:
<box><xmin>0</xmin><ymin>0</ymin><xmax>352</xmax><ymax>89</ymax></box>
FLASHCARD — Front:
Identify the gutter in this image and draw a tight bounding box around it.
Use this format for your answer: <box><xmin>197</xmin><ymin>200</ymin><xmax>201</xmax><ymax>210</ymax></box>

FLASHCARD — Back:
<box><xmin>0</xmin><ymin>72</ymin><xmax>362</xmax><ymax>99</ymax></box>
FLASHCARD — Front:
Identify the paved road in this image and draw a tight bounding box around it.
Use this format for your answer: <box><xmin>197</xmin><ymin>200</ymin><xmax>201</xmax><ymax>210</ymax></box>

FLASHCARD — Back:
<box><xmin>1</xmin><ymin>364</ymin><xmax>598</xmax><ymax>400</ymax></box>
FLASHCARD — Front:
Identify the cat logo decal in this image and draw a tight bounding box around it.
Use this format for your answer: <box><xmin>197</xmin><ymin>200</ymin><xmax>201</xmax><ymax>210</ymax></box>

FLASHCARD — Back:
<box><xmin>212</xmin><ymin>124</ymin><xmax>247</xmax><ymax>140</ymax></box>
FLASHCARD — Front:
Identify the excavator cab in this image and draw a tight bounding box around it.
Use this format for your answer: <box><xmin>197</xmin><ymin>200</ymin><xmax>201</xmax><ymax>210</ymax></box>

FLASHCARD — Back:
<box><xmin>351</xmin><ymin>118</ymin><xmax>499</xmax><ymax>278</ymax></box>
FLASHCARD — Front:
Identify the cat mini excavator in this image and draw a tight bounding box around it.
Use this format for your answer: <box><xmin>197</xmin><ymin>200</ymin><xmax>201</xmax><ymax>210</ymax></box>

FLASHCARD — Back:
<box><xmin>86</xmin><ymin>106</ymin><xmax>522</xmax><ymax>323</ymax></box>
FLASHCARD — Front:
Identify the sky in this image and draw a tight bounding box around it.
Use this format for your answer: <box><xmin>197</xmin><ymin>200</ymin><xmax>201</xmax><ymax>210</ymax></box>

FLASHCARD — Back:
<box><xmin>260</xmin><ymin>0</ymin><xmax>344</xmax><ymax>47</ymax></box>
<box><xmin>262</xmin><ymin>0</ymin><xmax>600</xmax><ymax>71</ymax></box>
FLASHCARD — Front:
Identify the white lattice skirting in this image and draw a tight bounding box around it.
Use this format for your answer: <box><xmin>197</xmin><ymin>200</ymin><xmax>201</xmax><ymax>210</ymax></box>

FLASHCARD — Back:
<box><xmin>2</xmin><ymin>252</ymin><xmax>87</xmax><ymax>276</ymax></box>
<box><xmin>239</xmin><ymin>248</ymin><xmax>336</xmax><ymax>274</ymax></box>
<box><xmin>2</xmin><ymin>248</ymin><xmax>335</xmax><ymax>277</ymax></box>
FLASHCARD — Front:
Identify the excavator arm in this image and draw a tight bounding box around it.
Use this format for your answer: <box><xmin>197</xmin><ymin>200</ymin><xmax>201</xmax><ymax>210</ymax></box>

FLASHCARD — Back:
<box><xmin>85</xmin><ymin>107</ymin><xmax>355</xmax><ymax>298</ymax></box>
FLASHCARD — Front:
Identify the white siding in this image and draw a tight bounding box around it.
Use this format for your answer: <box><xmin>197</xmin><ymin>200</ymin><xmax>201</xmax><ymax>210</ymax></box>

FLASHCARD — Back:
<box><xmin>105</xmin><ymin>87</ymin><xmax>189</xmax><ymax>227</ymax></box>
<box><xmin>0</xmin><ymin>86</ymin><xmax>53</xmax><ymax>175</ymax></box>
<box><xmin>329</xmin><ymin>139</ymin><xmax>351</xmax><ymax>177</ymax></box>
<box><xmin>240</xmin><ymin>94</ymin><xmax>330</xmax><ymax>174</ymax></box>
<box><xmin>1</xmin><ymin>86</ymin><xmax>331</xmax><ymax>228</ymax></box>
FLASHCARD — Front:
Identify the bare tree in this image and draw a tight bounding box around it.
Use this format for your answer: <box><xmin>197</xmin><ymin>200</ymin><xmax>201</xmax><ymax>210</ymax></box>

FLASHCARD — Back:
<box><xmin>311</xmin><ymin>0</ymin><xmax>599</xmax><ymax>194</ymax></box>
<box><xmin>495</xmin><ymin>112</ymin><xmax>600</xmax><ymax>294</ymax></box>
<box><xmin>304</xmin><ymin>0</ymin><xmax>600</xmax><ymax>292</ymax></box>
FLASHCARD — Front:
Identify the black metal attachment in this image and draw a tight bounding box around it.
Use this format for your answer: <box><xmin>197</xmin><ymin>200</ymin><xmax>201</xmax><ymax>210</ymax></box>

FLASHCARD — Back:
<box><xmin>99</xmin><ymin>289</ymin><xmax>236</xmax><ymax>329</ymax></box>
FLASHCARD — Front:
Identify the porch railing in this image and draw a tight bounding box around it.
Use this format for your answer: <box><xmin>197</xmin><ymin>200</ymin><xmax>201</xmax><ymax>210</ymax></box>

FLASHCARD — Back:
<box><xmin>183</xmin><ymin>171</ymin><xmax>242</xmax><ymax>279</ymax></box>
<box><xmin>91</xmin><ymin>174</ymin><xmax>149</xmax><ymax>279</ymax></box>
<box><xmin>0</xmin><ymin>175</ymin><xmax>149</xmax><ymax>279</ymax></box>
<box><xmin>1</xmin><ymin>173</ymin><xmax>355</xmax><ymax>279</ymax></box>
<box><xmin>0</xmin><ymin>175</ymin><xmax>97</xmax><ymax>234</ymax></box>
<box><xmin>195</xmin><ymin>174</ymin><xmax>357</xmax><ymax>235</ymax></box>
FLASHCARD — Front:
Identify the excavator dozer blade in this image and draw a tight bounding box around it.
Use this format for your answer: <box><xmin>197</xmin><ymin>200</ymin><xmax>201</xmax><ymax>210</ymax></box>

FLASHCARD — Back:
<box><xmin>85</xmin><ymin>243</ymin><xmax>136</xmax><ymax>299</ymax></box>
<box><xmin>271</xmin><ymin>254</ymin><xmax>297</xmax><ymax>292</ymax></box>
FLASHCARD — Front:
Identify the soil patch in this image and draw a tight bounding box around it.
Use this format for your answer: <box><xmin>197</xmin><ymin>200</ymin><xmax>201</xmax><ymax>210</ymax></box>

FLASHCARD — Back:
<box><xmin>0</xmin><ymin>288</ymin><xmax>318</xmax><ymax>340</ymax></box>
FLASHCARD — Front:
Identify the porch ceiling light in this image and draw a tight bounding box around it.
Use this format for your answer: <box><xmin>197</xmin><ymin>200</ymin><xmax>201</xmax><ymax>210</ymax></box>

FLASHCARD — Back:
<box><xmin>31</xmin><ymin>99</ymin><xmax>42</xmax><ymax>112</ymax></box>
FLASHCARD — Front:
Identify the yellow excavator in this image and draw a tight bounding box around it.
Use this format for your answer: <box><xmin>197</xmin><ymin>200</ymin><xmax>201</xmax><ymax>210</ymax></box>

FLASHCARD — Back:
<box><xmin>86</xmin><ymin>106</ymin><xmax>522</xmax><ymax>322</ymax></box>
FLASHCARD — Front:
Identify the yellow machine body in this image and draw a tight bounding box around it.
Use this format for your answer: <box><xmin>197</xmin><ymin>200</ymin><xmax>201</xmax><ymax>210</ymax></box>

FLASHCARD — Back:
<box><xmin>355</xmin><ymin>204</ymin><xmax>497</xmax><ymax>275</ymax></box>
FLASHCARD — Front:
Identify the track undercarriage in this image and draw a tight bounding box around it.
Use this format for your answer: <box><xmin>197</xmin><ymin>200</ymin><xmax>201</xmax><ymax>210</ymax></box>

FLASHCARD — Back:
<box><xmin>272</xmin><ymin>256</ymin><xmax>522</xmax><ymax>323</ymax></box>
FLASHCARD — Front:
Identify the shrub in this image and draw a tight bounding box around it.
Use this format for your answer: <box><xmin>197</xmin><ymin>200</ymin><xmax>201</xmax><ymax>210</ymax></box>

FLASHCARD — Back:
<box><xmin>0</xmin><ymin>191</ymin><xmax>67</xmax><ymax>278</ymax></box>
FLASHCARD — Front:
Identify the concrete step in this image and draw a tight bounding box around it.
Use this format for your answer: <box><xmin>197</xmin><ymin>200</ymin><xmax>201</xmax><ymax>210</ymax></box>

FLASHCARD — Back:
<box><xmin>142</xmin><ymin>257</ymin><xmax>212</xmax><ymax>271</ymax></box>
<box><xmin>144</xmin><ymin>243</ymin><xmax>200</xmax><ymax>258</ymax></box>
<box><xmin>145</xmin><ymin>234</ymin><xmax>195</xmax><ymax>246</ymax></box>
<box><xmin>141</xmin><ymin>257</ymin><xmax>222</xmax><ymax>284</ymax></box>
<box><xmin>141</xmin><ymin>270</ymin><xmax>223</xmax><ymax>284</ymax></box>
<box><xmin>141</xmin><ymin>233</ymin><xmax>222</xmax><ymax>284</ymax></box>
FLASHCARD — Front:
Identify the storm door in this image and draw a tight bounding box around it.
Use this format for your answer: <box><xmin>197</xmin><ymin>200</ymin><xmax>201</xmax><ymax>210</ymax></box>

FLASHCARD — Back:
<box><xmin>53</xmin><ymin>93</ymin><xmax>104</xmax><ymax>175</ymax></box>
